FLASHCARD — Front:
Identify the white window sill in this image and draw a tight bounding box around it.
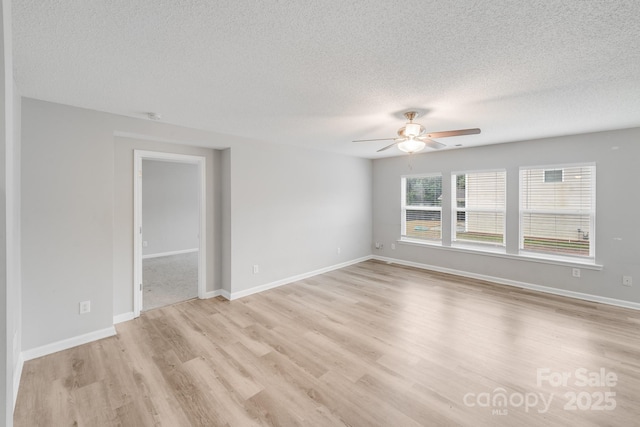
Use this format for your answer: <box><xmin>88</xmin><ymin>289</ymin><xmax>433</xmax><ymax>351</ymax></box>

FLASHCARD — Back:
<box><xmin>397</xmin><ymin>238</ymin><xmax>603</xmax><ymax>270</ymax></box>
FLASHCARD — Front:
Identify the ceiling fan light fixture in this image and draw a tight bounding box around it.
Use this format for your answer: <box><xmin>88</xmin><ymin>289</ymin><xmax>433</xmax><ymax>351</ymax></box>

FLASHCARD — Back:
<box><xmin>397</xmin><ymin>138</ymin><xmax>425</xmax><ymax>154</ymax></box>
<box><xmin>352</xmin><ymin>110</ymin><xmax>480</xmax><ymax>155</ymax></box>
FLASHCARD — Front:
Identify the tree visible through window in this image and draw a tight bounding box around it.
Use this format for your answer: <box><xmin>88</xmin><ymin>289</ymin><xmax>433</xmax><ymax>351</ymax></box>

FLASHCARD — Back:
<box><xmin>402</xmin><ymin>175</ymin><xmax>442</xmax><ymax>241</ymax></box>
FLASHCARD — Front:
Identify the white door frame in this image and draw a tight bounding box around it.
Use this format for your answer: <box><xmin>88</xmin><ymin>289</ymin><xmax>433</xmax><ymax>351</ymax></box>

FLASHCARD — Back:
<box><xmin>133</xmin><ymin>150</ymin><xmax>207</xmax><ymax>317</ymax></box>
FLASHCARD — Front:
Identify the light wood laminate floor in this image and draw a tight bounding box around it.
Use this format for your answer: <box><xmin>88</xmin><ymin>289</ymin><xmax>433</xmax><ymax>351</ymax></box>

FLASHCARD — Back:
<box><xmin>15</xmin><ymin>260</ymin><xmax>640</xmax><ymax>426</ymax></box>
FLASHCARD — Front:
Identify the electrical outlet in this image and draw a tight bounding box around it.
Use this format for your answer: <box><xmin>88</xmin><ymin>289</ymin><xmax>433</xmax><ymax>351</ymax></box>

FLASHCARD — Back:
<box><xmin>253</xmin><ymin>265</ymin><xmax>259</xmax><ymax>274</ymax></box>
<box><xmin>622</xmin><ymin>276</ymin><xmax>632</xmax><ymax>287</ymax></box>
<box><xmin>337</xmin><ymin>247</ymin><xmax>341</xmax><ymax>255</ymax></box>
<box><xmin>79</xmin><ymin>301</ymin><xmax>91</xmax><ymax>314</ymax></box>
<box><xmin>572</xmin><ymin>268</ymin><xmax>581</xmax><ymax>278</ymax></box>
<box><xmin>142</xmin><ymin>241</ymin><xmax>148</xmax><ymax>247</ymax></box>
<box><xmin>391</xmin><ymin>243</ymin><xmax>396</xmax><ymax>250</ymax></box>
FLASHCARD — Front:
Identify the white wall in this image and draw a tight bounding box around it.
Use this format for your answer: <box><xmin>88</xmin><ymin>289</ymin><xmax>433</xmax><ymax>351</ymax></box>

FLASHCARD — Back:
<box><xmin>373</xmin><ymin>127</ymin><xmax>640</xmax><ymax>304</ymax></box>
<box><xmin>0</xmin><ymin>49</ymin><xmax>6</xmax><ymax>424</ymax></box>
<box><xmin>8</xmin><ymin>82</ymin><xmax>19</xmax><ymax>416</ymax></box>
<box><xmin>21</xmin><ymin>98</ymin><xmax>373</xmax><ymax>353</ymax></box>
<box><xmin>141</xmin><ymin>160</ymin><xmax>199</xmax><ymax>256</ymax></box>
<box><xmin>221</xmin><ymin>148</ymin><xmax>232</xmax><ymax>294</ymax></box>
<box><xmin>1</xmin><ymin>0</ymin><xmax>21</xmax><ymax>422</ymax></box>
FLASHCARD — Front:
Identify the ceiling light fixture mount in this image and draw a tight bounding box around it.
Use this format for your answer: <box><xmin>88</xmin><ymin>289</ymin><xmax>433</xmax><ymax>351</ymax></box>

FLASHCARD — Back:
<box><xmin>147</xmin><ymin>112</ymin><xmax>162</xmax><ymax>121</ymax></box>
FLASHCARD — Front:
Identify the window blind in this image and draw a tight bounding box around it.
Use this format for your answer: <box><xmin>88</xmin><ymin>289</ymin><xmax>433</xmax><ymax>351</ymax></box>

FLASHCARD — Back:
<box><xmin>520</xmin><ymin>165</ymin><xmax>595</xmax><ymax>258</ymax></box>
<box><xmin>453</xmin><ymin>170</ymin><xmax>506</xmax><ymax>246</ymax></box>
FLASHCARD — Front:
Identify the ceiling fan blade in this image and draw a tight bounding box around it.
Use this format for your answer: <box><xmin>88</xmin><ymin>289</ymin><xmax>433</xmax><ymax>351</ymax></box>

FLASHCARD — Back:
<box><xmin>425</xmin><ymin>128</ymin><xmax>481</xmax><ymax>139</ymax></box>
<box><xmin>377</xmin><ymin>141</ymin><xmax>400</xmax><ymax>152</ymax></box>
<box><xmin>417</xmin><ymin>138</ymin><xmax>446</xmax><ymax>149</ymax></box>
<box><xmin>352</xmin><ymin>137</ymin><xmax>397</xmax><ymax>143</ymax></box>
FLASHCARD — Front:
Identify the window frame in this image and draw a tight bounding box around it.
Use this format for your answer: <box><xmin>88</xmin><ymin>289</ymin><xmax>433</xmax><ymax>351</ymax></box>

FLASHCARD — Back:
<box><xmin>451</xmin><ymin>169</ymin><xmax>507</xmax><ymax>248</ymax></box>
<box><xmin>519</xmin><ymin>163</ymin><xmax>596</xmax><ymax>260</ymax></box>
<box><xmin>401</xmin><ymin>173</ymin><xmax>443</xmax><ymax>243</ymax></box>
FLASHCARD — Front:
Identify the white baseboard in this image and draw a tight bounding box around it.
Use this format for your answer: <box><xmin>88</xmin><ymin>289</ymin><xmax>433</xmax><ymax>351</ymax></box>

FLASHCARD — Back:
<box><xmin>227</xmin><ymin>256</ymin><xmax>372</xmax><ymax>300</ymax></box>
<box><xmin>113</xmin><ymin>312</ymin><xmax>136</xmax><ymax>324</ymax></box>
<box><xmin>22</xmin><ymin>326</ymin><xmax>117</xmax><ymax>362</ymax></box>
<box><xmin>142</xmin><ymin>248</ymin><xmax>199</xmax><ymax>259</ymax></box>
<box><xmin>202</xmin><ymin>289</ymin><xmax>222</xmax><ymax>299</ymax></box>
<box><xmin>13</xmin><ymin>352</ymin><xmax>24</xmax><ymax>409</ymax></box>
<box><xmin>220</xmin><ymin>290</ymin><xmax>231</xmax><ymax>300</ymax></box>
<box><xmin>372</xmin><ymin>255</ymin><xmax>640</xmax><ymax>311</ymax></box>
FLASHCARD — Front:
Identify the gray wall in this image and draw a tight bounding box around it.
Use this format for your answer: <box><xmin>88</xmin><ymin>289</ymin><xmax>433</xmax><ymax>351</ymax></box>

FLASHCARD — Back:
<box><xmin>141</xmin><ymin>160</ymin><xmax>199</xmax><ymax>256</ymax></box>
<box><xmin>21</xmin><ymin>98</ymin><xmax>373</xmax><ymax>351</ymax></box>
<box><xmin>21</xmin><ymin>102</ymin><xmax>116</xmax><ymax>350</ymax></box>
<box><xmin>373</xmin><ymin>127</ymin><xmax>640</xmax><ymax>303</ymax></box>
<box><xmin>226</xmin><ymin>142</ymin><xmax>372</xmax><ymax>294</ymax></box>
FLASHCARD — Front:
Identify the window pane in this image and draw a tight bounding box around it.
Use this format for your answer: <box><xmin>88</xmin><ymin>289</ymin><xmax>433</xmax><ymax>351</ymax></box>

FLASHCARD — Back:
<box><xmin>406</xmin><ymin>176</ymin><xmax>442</xmax><ymax>207</ymax></box>
<box><xmin>405</xmin><ymin>210</ymin><xmax>441</xmax><ymax>240</ymax></box>
<box><xmin>454</xmin><ymin>170</ymin><xmax>506</xmax><ymax>246</ymax></box>
<box><xmin>456</xmin><ymin>171</ymin><xmax>505</xmax><ymax>210</ymax></box>
<box><xmin>521</xmin><ymin>166</ymin><xmax>592</xmax><ymax>211</ymax></box>
<box><xmin>544</xmin><ymin>169</ymin><xmax>563</xmax><ymax>183</ymax></box>
<box><xmin>456</xmin><ymin>212</ymin><xmax>504</xmax><ymax>244</ymax></box>
<box><xmin>521</xmin><ymin>213</ymin><xmax>591</xmax><ymax>256</ymax></box>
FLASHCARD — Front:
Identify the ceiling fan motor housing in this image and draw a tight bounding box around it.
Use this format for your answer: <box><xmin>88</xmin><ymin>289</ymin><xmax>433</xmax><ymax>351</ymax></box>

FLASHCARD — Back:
<box><xmin>398</xmin><ymin>124</ymin><xmax>426</xmax><ymax>138</ymax></box>
<box><xmin>399</xmin><ymin>111</ymin><xmax>425</xmax><ymax>138</ymax></box>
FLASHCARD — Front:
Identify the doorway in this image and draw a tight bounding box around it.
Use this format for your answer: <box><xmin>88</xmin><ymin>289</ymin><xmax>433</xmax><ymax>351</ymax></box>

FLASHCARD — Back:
<box><xmin>133</xmin><ymin>151</ymin><xmax>206</xmax><ymax>316</ymax></box>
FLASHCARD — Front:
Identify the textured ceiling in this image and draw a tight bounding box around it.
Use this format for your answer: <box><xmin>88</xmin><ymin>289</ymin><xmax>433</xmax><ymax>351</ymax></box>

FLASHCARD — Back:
<box><xmin>13</xmin><ymin>0</ymin><xmax>640</xmax><ymax>158</ymax></box>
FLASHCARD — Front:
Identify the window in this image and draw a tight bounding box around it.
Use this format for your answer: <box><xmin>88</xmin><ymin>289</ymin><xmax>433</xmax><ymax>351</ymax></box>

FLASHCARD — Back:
<box><xmin>401</xmin><ymin>174</ymin><xmax>442</xmax><ymax>241</ymax></box>
<box><xmin>452</xmin><ymin>170</ymin><xmax>506</xmax><ymax>246</ymax></box>
<box><xmin>520</xmin><ymin>164</ymin><xmax>595</xmax><ymax>258</ymax></box>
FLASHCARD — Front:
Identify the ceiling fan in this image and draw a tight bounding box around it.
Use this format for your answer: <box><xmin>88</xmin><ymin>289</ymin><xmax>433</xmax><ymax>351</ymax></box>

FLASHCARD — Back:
<box><xmin>353</xmin><ymin>111</ymin><xmax>481</xmax><ymax>154</ymax></box>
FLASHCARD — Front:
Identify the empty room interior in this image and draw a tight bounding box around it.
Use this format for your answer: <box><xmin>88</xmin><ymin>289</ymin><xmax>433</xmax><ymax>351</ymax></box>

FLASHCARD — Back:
<box><xmin>1</xmin><ymin>1</ymin><xmax>639</xmax><ymax>426</ymax></box>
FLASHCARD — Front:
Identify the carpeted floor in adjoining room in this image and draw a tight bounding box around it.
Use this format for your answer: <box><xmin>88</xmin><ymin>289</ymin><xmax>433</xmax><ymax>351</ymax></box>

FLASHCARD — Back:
<box><xmin>143</xmin><ymin>252</ymin><xmax>198</xmax><ymax>311</ymax></box>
